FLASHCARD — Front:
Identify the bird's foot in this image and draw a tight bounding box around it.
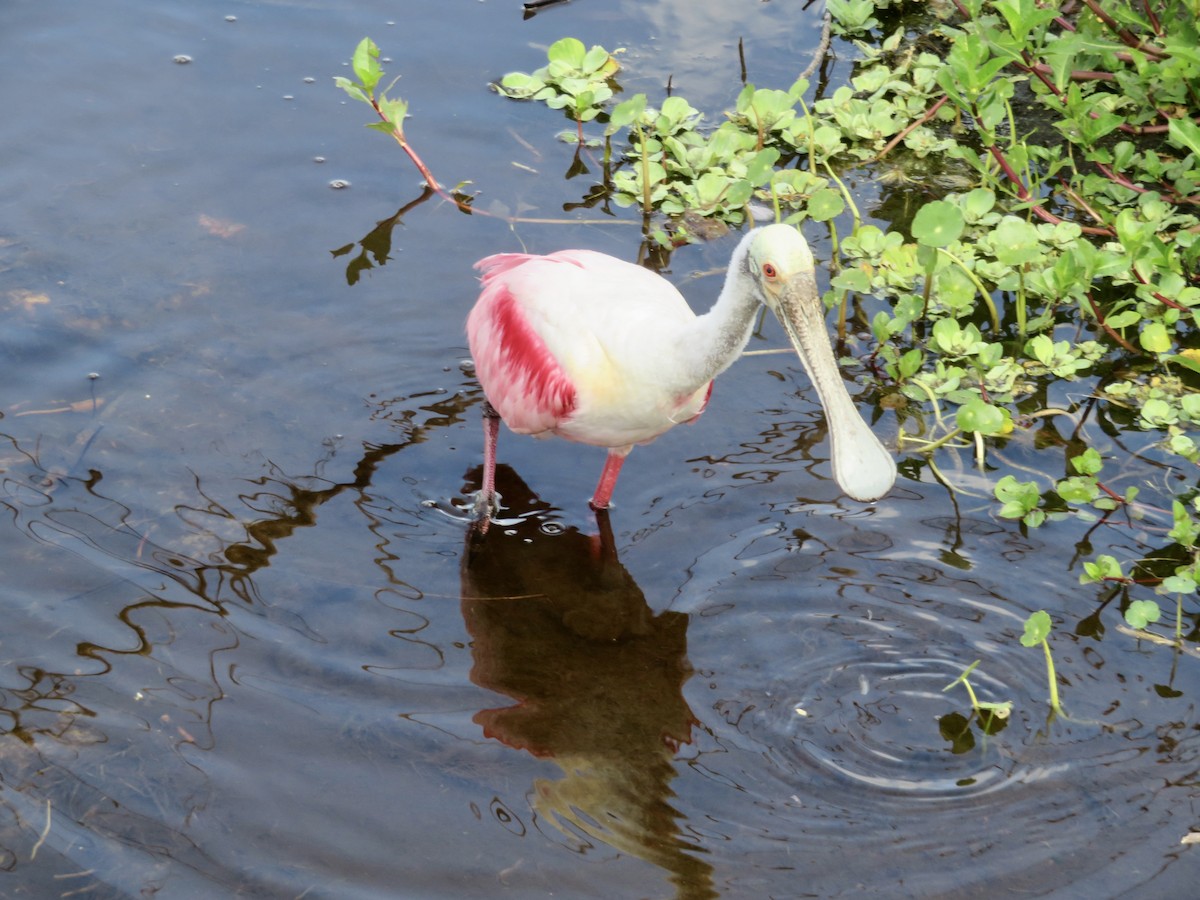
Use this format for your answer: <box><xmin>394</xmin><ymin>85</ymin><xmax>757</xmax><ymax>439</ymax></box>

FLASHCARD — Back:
<box><xmin>471</xmin><ymin>489</ymin><xmax>502</xmax><ymax>532</ymax></box>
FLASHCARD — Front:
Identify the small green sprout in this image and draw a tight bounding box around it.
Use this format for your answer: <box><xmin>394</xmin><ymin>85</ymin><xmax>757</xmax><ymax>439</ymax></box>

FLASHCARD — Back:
<box><xmin>943</xmin><ymin>659</ymin><xmax>1013</xmax><ymax>732</ymax></box>
<box><xmin>1020</xmin><ymin>610</ymin><xmax>1062</xmax><ymax>716</ymax></box>
<box><xmin>335</xmin><ymin>38</ymin><xmax>473</xmax><ymax>212</ymax></box>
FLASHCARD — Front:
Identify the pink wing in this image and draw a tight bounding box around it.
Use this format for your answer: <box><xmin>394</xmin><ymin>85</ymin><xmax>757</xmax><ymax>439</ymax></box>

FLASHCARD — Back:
<box><xmin>468</xmin><ymin>253</ymin><xmax>578</xmax><ymax>435</ymax></box>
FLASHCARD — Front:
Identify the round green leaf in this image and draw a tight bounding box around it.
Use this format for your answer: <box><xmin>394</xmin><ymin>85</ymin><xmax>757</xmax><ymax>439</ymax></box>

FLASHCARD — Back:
<box><xmin>961</xmin><ymin>188</ymin><xmax>996</xmax><ymax>223</ymax></box>
<box><xmin>547</xmin><ymin>37</ymin><xmax>586</xmax><ymax>68</ymax></box>
<box><xmin>1139</xmin><ymin>321</ymin><xmax>1172</xmax><ymax>354</ymax></box>
<box><xmin>912</xmin><ymin>201</ymin><xmax>964</xmax><ymax>248</ymax></box>
<box><xmin>1020</xmin><ymin>610</ymin><xmax>1052</xmax><ymax>647</ymax></box>
<box><xmin>957</xmin><ymin>397</ymin><xmax>1009</xmax><ymax>435</ymax></box>
<box><xmin>807</xmin><ymin>188</ymin><xmax>845</xmax><ymax>222</ymax></box>
<box><xmin>933</xmin><ymin>264</ymin><xmax>977</xmax><ymax>311</ymax></box>
<box><xmin>991</xmin><ymin>215</ymin><xmax>1042</xmax><ymax>266</ymax></box>
<box><xmin>1123</xmin><ymin>599</ymin><xmax>1161</xmax><ymax>630</ymax></box>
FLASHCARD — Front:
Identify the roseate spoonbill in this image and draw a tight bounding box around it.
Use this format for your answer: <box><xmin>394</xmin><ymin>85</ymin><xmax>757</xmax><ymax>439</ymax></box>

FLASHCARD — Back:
<box><xmin>467</xmin><ymin>223</ymin><xmax>896</xmax><ymax>515</ymax></box>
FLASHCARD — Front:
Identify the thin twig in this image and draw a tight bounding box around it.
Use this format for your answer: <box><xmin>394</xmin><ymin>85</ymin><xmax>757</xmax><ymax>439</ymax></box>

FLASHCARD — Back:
<box><xmin>30</xmin><ymin>800</ymin><xmax>51</xmax><ymax>861</ymax></box>
<box><xmin>876</xmin><ymin>95</ymin><xmax>950</xmax><ymax>159</ymax></box>
<box><xmin>798</xmin><ymin>13</ymin><xmax>832</xmax><ymax>82</ymax></box>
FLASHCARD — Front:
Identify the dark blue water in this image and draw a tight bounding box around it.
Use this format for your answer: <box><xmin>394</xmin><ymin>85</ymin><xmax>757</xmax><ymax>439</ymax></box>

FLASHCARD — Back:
<box><xmin>1</xmin><ymin>1</ymin><xmax>1195</xmax><ymax>897</ymax></box>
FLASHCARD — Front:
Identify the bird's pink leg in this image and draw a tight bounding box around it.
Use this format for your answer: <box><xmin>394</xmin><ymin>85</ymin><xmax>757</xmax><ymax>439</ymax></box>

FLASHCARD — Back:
<box><xmin>475</xmin><ymin>402</ymin><xmax>501</xmax><ymax>521</ymax></box>
<box><xmin>589</xmin><ymin>448</ymin><xmax>630</xmax><ymax>510</ymax></box>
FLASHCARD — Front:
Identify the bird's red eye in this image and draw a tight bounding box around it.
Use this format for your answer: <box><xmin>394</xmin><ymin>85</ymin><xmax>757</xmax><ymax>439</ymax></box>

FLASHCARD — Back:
<box><xmin>762</xmin><ymin>263</ymin><xmax>777</xmax><ymax>279</ymax></box>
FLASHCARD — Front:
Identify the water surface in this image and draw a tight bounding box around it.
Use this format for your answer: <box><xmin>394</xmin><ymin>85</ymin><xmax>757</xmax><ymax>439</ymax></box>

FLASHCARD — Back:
<box><xmin>1</xmin><ymin>1</ymin><xmax>1196</xmax><ymax>897</ymax></box>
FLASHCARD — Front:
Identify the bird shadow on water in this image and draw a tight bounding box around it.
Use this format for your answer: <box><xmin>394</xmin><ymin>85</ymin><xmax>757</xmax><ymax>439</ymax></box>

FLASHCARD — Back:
<box><xmin>460</xmin><ymin>464</ymin><xmax>718</xmax><ymax>900</ymax></box>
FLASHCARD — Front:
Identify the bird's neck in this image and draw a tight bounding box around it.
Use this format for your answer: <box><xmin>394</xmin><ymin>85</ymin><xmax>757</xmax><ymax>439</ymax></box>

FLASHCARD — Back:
<box><xmin>684</xmin><ymin>230</ymin><xmax>762</xmax><ymax>388</ymax></box>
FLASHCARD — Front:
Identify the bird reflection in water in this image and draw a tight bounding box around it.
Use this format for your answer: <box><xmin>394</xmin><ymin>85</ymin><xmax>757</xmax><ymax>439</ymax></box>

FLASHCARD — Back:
<box><xmin>461</xmin><ymin>465</ymin><xmax>716</xmax><ymax>900</ymax></box>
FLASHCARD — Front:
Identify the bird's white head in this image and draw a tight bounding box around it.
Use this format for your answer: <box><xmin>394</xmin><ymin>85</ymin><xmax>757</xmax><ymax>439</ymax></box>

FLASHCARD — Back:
<box><xmin>741</xmin><ymin>223</ymin><xmax>818</xmax><ymax>301</ymax></box>
<box><xmin>741</xmin><ymin>224</ymin><xmax>897</xmax><ymax>502</ymax></box>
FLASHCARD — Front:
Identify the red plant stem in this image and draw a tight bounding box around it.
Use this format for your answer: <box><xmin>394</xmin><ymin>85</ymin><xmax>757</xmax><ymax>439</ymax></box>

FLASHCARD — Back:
<box><xmin>1114</xmin><ymin>113</ymin><xmax>1200</xmax><ymax>137</ymax></box>
<box><xmin>1085</xmin><ymin>292</ymin><xmax>1140</xmax><ymax>352</ymax></box>
<box><xmin>984</xmin><ymin>143</ymin><xmax>1029</xmax><ymax>198</ymax></box>
<box><xmin>876</xmin><ymin>94</ymin><xmax>950</xmax><ymax>158</ymax></box>
<box><xmin>1026</xmin><ymin>62</ymin><xmax>1116</xmax><ymax>83</ymax></box>
<box><xmin>1092</xmin><ymin>160</ymin><xmax>1148</xmax><ymax>194</ymax></box>
<box><xmin>1122</xmin><ymin>120</ymin><xmax>1193</xmax><ymax>135</ymax></box>
<box><xmin>1129</xmin><ymin>268</ymin><xmax>1190</xmax><ymax>312</ymax></box>
<box><xmin>1020</xmin><ymin>56</ymin><xmax>1066</xmax><ymax>100</ymax></box>
<box><xmin>1091</xmin><ymin>161</ymin><xmax>1200</xmax><ymax>212</ymax></box>
<box><xmin>983</xmin><ymin>144</ymin><xmax>1064</xmax><ymax>226</ymax></box>
<box><xmin>1112</xmin><ymin>49</ymin><xmax>1160</xmax><ymax>67</ymax></box>
<box><xmin>1079</xmin><ymin>0</ymin><xmax>1166</xmax><ymax>57</ymax></box>
<box><xmin>1142</xmin><ymin>0</ymin><xmax>1162</xmax><ymax>35</ymax></box>
<box><xmin>980</xmin><ymin>136</ymin><xmax>1112</xmax><ymax>235</ymax></box>
<box><xmin>396</xmin><ymin>138</ymin><xmax>443</xmax><ymax>193</ymax></box>
<box><xmin>370</xmin><ymin>99</ymin><xmax>479</xmax><ymax>215</ymax></box>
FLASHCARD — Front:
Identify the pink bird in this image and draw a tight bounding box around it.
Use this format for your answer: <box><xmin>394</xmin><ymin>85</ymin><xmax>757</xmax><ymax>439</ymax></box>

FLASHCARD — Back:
<box><xmin>467</xmin><ymin>224</ymin><xmax>896</xmax><ymax>515</ymax></box>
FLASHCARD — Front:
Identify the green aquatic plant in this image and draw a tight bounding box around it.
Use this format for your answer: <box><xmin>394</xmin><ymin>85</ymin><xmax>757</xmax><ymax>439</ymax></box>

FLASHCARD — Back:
<box><xmin>1112</xmin><ymin>500</ymin><xmax>1200</xmax><ymax>646</ymax></box>
<box><xmin>1124</xmin><ymin>599</ymin><xmax>1163</xmax><ymax>631</ymax></box>
<box><xmin>493</xmin><ymin>37</ymin><xmax>621</xmax><ymax>143</ymax></box>
<box><xmin>335</xmin><ymin>37</ymin><xmax>475</xmax><ymax>212</ymax></box>
<box><xmin>1021</xmin><ymin>610</ymin><xmax>1063</xmax><ymax>716</ymax></box>
<box><xmin>943</xmin><ymin>659</ymin><xmax>1013</xmax><ymax>733</ymax></box>
<box><xmin>993</xmin><ymin>449</ymin><xmax>1138</xmax><ymax>530</ymax></box>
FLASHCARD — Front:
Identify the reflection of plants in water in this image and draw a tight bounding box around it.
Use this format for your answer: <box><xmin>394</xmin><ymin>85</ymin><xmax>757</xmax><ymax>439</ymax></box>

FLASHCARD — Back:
<box><xmin>0</xmin><ymin>668</ymin><xmax>95</xmax><ymax>747</ymax></box>
<box><xmin>330</xmin><ymin>184</ymin><xmax>436</xmax><ymax>285</ymax></box>
<box><xmin>0</xmin><ymin>430</ymin><xmax>237</xmax><ymax>884</ymax></box>
<box><xmin>0</xmin><ymin>382</ymin><xmax>480</xmax><ymax>879</ymax></box>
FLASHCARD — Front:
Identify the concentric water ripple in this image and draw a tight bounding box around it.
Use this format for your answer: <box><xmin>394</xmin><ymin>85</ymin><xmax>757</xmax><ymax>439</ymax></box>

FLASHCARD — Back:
<box><xmin>671</xmin><ymin>513</ymin><xmax>1197</xmax><ymax>897</ymax></box>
